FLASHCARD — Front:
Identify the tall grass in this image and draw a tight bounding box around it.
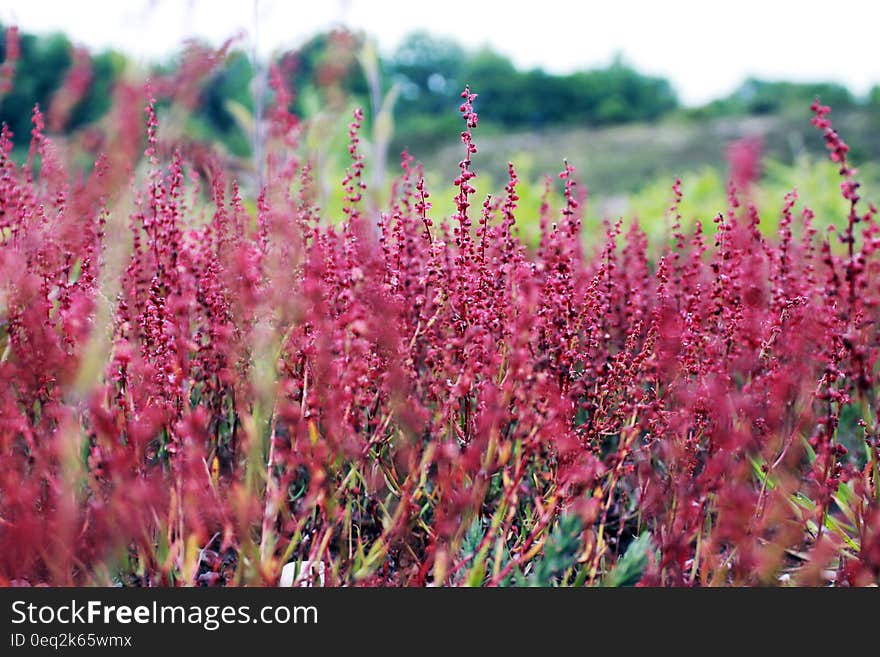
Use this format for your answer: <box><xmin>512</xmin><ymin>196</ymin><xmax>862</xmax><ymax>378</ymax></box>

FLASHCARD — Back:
<box><xmin>0</xmin><ymin>30</ymin><xmax>878</xmax><ymax>586</ymax></box>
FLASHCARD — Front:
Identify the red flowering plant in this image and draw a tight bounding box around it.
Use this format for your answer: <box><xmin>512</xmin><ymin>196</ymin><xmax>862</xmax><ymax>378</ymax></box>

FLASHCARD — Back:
<box><xmin>0</xmin><ymin>27</ymin><xmax>879</xmax><ymax>586</ymax></box>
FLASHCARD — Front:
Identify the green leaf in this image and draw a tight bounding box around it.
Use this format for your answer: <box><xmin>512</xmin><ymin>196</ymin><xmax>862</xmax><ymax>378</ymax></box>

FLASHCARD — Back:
<box><xmin>525</xmin><ymin>514</ymin><xmax>583</xmax><ymax>586</ymax></box>
<box><xmin>465</xmin><ymin>561</ymin><xmax>486</xmax><ymax>587</ymax></box>
<box><xmin>603</xmin><ymin>533</ymin><xmax>655</xmax><ymax>587</ymax></box>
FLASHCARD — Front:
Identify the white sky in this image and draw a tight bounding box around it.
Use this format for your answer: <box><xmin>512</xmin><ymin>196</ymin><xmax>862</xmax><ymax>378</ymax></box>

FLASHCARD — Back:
<box><xmin>1</xmin><ymin>0</ymin><xmax>878</xmax><ymax>105</ymax></box>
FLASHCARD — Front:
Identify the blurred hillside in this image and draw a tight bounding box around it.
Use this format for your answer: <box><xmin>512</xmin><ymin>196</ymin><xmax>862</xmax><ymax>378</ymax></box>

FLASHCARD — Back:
<box><xmin>432</xmin><ymin>108</ymin><xmax>880</xmax><ymax>195</ymax></box>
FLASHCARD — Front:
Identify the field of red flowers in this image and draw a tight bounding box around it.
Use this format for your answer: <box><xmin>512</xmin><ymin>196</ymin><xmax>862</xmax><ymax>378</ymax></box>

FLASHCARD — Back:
<box><xmin>1</xmin><ymin>28</ymin><xmax>879</xmax><ymax>587</ymax></box>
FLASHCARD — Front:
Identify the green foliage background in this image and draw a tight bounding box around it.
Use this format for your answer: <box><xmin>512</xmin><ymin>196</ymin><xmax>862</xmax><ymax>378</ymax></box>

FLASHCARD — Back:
<box><xmin>2</xmin><ymin>23</ymin><xmax>878</xmax><ymax>243</ymax></box>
